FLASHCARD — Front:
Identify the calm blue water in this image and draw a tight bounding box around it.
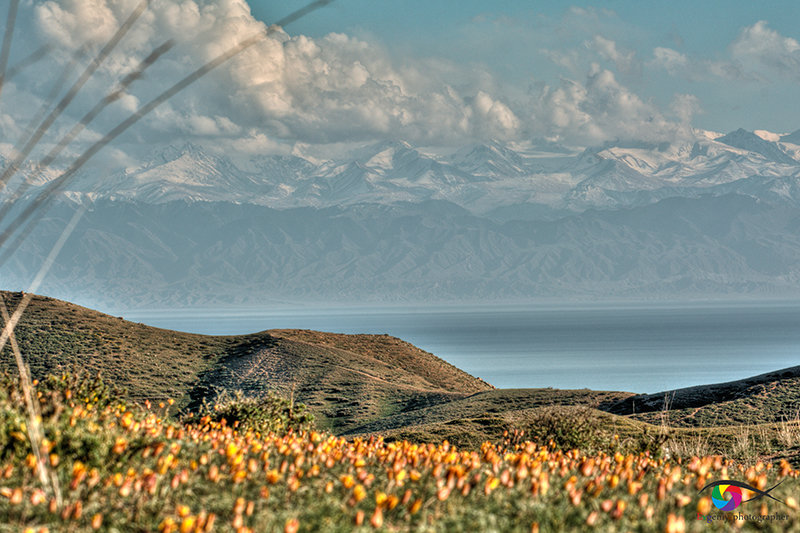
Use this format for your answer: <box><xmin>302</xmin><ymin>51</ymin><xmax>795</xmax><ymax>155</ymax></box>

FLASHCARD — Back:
<box><xmin>121</xmin><ymin>303</ymin><xmax>800</xmax><ymax>393</ymax></box>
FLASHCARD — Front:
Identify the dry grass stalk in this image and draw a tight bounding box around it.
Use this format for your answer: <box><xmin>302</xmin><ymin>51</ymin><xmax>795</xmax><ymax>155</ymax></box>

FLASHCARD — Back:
<box><xmin>0</xmin><ymin>0</ymin><xmax>336</xmax><ymax>508</ymax></box>
<box><xmin>0</xmin><ymin>294</ymin><xmax>61</xmax><ymax>505</ymax></box>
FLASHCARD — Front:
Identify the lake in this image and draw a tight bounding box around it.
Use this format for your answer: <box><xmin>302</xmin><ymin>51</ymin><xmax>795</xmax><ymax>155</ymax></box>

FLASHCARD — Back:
<box><xmin>121</xmin><ymin>302</ymin><xmax>800</xmax><ymax>393</ymax></box>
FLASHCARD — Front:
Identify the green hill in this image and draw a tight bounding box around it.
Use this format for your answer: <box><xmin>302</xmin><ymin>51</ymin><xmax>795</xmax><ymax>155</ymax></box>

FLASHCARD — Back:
<box><xmin>0</xmin><ymin>291</ymin><xmax>490</xmax><ymax>434</ymax></box>
<box><xmin>605</xmin><ymin>365</ymin><xmax>800</xmax><ymax>427</ymax></box>
<box><xmin>5</xmin><ymin>290</ymin><xmax>800</xmax><ymax>460</ymax></box>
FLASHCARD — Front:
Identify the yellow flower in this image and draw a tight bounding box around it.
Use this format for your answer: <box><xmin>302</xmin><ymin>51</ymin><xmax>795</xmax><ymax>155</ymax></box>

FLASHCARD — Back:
<box><xmin>226</xmin><ymin>443</ymin><xmax>239</xmax><ymax>458</ymax></box>
<box><xmin>266</xmin><ymin>469</ymin><xmax>280</xmax><ymax>484</ymax></box>
<box><xmin>179</xmin><ymin>517</ymin><xmax>195</xmax><ymax>533</ymax></box>
<box><xmin>353</xmin><ymin>484</ymin><xmax>367</xmax><ymax>502</ymax></box>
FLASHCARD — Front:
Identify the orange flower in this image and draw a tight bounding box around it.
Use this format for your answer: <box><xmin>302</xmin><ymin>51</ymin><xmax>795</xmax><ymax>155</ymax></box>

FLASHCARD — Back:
<box><xmin>29</xmin><ymin>489</ymin><xmax>46</xmax><ymax>506</ymax></box>
<box><xmin>266</xmin><ymin>469</ymin><xmax>280</xmax><ymax>484</ymax></box>
<box><xmin>665</xmin><ymin>513</ymin><xmax>686</xmax><ymax>533</ymax></box>
<box><xmin>370</xmin><ymin>507</ymin><xmax>384</xmax><ymax>528</ymax></box>
<box><xmin>284</xmin><ymin>518</ymin><xmax>299</xmax><ymax>533</ymax></box>
<box><xmin>112</xmin><ymin>437</ymin><xmax>127</xmax><ymax>455</ymax></box>
<box><xmin>675</xmin><ymin>494</ymin><xmax>691</xmax><ymax>508</ymax></box>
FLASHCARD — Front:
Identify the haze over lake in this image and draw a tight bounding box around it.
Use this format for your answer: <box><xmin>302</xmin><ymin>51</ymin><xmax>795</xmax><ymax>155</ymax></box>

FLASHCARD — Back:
<box><xmin>123</xmin><ymin>302</ymin><xmax>800</xmax><ymax>393</ymax></box>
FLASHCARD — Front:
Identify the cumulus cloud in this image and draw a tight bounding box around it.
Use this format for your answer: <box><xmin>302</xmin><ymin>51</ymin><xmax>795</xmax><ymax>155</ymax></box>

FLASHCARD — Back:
<box><xmin>532</xmin><ymin>65</ymin><xmax>691</xmax><ymax>145</ymax></box>
<box><xmin>651</xmin><ymin>22</ymin><xmax>800</xmax><ymax>83</ymax></box>
<box><xmin>588</xmin><ymin>35</ymin><xmax>639</xmax><ymax>75</ymax></box>
<box><xmin>0</xmin><ymin>0</ymin><xmax>700</xmax><ymax>165</ymax></box>
<box><xmin>16</xmin><ymin>0</ymin><xmax>530</xmax><ymax>154</ymax></box>
<box><xmin>648</xmin><ymin>47</ymin><xmax>749</xmax><ymax>81</ymax></box>
<box><xmin>650</xmin><ymin>47</ymin><xmax>688</xmax><ymax>75</ymax></box>
<box><xmin>731</xmin><ymin>20</ymin><xmax>800</xmax><ymax>80</ymax></box>
<box><xmin>670</xmin><ymin>93</ymin><xmax>702</xmax><ymax>125</ymax></box>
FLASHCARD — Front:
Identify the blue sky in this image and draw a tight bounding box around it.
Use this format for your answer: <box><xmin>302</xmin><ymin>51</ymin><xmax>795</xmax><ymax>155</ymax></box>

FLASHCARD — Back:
<box><xmin>8</xmin><ymin>0</ymin><xmax>800</xmax><ymax>161</ymax></box>
<box><xmin>248</xmin><ymin>0</ymin><xmax>800</xmax><ymax>135</ymax></box>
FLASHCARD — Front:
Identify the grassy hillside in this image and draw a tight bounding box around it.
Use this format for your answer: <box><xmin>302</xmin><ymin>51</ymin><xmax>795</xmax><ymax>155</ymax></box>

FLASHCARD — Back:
<box><xmin>4</xmin><ymin>373</ymin><xmax>799</xmax><ymax>532</ymax></box>
<box><xmin>0</xmin><ymin>291</ymin><xmax>491</xmax><ymax>434</ymax></box>
<box><xmin>5</xmin><ymin>290</ymin><xmax>800</xmax><ymax>460</ymax></box>
<box><xmin>5</xmin><ymin>292</ymin><xmax>800</xmax><ymax>530</ymax></box>
<box><xmin>605</xmin><ymin>366</ymin><xmax>800</xmax><ymax>427</ymax></box>
<box><xmin>344</xmin><ymin>389</ymin><xmax>634</xmax><ymax>448</ymax></box>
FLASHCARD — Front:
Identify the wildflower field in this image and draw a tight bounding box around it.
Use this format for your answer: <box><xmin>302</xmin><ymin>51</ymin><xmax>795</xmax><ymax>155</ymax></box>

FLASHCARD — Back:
<box><xmin>0</xmin><ymin>374</ymin><xmax>798</xmax><ymax>532</ymax></box>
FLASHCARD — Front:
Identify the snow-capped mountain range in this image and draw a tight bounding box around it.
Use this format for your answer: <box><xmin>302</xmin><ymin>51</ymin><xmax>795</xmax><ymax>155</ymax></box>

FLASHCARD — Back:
<box><xmin>47</xmin><ymin>127</ymin><xmax>800</xmax><ymax>216</ymax></box>
<box><xmin>8</xmin><ymin>127</ymin><xmax>800</xmax><ymax>307</ymax></box>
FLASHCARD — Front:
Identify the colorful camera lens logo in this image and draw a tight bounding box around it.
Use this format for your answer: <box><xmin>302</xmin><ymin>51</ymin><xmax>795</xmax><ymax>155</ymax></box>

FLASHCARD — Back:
<box><xmin>711</xmin><ymin>483</ymin><xmax>742</xmax><ymax>511</ymax></box>
<box><xmin>699</xmin><ymin>479</ymin><xmax>787</xmax><ymax>511</ymax></box>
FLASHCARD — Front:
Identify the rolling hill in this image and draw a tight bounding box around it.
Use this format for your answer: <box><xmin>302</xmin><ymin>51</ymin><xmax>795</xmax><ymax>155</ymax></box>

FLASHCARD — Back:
<box><xmin>0</xmin><ymin>290</ymin><xmax>490</xmax><ymax>434</ymax></box>
<box><xmin>3</xmin><ymin>290</ymin><xmax>800</xmax><ymax>457</ymax></box>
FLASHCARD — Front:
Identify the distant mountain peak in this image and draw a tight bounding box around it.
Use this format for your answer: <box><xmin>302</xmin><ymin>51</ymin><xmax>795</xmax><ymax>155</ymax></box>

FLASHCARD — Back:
<box><xmin>754</xmin><ymin>130</ymin><xmax>783</xmax><ymax>142</ymax></box>
<box><xmin>156</xmin><ymin>142</ymin><xmax>210</xmax><ymax>161</ymax></box>
<box><xmin>780</xmin><ymin>129</ymin><xmax>800</xmax><ymax>145</ymax></box>
<box><xmin>717</xmin><ymin>128</ymin><xmax>797</xmax><ymax>165</ymax></box>
<box><xmin>37</xmin><ymin>129</ymin><xmax>800</xmax><ymax>212</ymax></box>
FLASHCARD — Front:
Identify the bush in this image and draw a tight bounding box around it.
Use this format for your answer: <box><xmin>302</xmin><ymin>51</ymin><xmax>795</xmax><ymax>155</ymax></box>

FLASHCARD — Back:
<box><xmin>0</xmin><ymin>369</ymin><xmax>125</xmax><ymax>415</ymax></box>
<box><xmin>0</xmin><ymin>371</ymin><xmax>132</xmax><ymax>465</ymax></box>
<box><xmin>503</xmin><ymin>406</ymin><xmax>608</xmax><ymax>451</ymax></box>
<box><xmin>185</xmin><ymin>389</ymin><xmax>314</xmax><ymax>434</ymax></box>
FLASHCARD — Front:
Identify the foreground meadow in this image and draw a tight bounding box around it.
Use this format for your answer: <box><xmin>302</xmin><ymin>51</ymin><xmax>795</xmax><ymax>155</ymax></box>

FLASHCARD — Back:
<box><xmin>0</xmin><ymin>374</ymin><xmax>798</xmax><ymax>532</ymax></box>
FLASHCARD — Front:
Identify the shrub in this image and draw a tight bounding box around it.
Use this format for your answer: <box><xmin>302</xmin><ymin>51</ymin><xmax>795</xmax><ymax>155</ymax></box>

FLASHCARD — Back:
<box><xmin>0</xmin><ymin>369</ymin><xmax>125</xmax><ymax>415</ymax></box>
<box><xmin>0</xmin><ymin>371</ymin><xmax>131</xmax><ymax>465</ymax></box>
<box><xmin>185</xmin><ymin>389</ymin><xmax>315</xmax><ymax>434</ymax></box>
<box><xmin>506</xmin><ymin>406</ymin><xmax>608</xmax><ymax>451</ymax></box>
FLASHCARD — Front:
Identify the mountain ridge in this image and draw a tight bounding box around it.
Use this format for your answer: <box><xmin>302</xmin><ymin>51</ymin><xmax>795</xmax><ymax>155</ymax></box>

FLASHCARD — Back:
<box><xmin>7</xmin><ymin>127</ymin><xmax>800</xmax><ymax>306</ymax></box>
<box><xmin>15</xmin><ymin>127</ymin><xmax>800</xmax><ymax>214</ymax></box>
<box><xmin>6</xmin><ymin>192</ymin><xmax>800</xmax><ymax>307</ymax></box>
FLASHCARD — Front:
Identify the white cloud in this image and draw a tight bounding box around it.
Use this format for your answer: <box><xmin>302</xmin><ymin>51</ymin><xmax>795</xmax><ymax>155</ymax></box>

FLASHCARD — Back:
<box><xmin>470</xmin><ymin>91</ymin><xmax>520</xmax><ymax>138</ymax></box>
<box><xmin>650</xmin><ymin>47</ymin><xmax>688</xmax><ymax>75</ymax></box>
<box><xmin>730</xmin><ymin>21</ymin><xmax>800</xmax><ymax>80</ymax></box>
<box><xmin>0</xmin><ymin>0</ymin><xmax>700</xmax><ymax>163</ymax></box>
<box><xmin>533</xmin><ymin>65</ymin><xmax>690</xmax><ymax>145</ymax></box>
<box><xmin>22</xmin><ymin>0</ymin><xmax>531</xmax><ymax>150</ymax></box>
<box><xmin>649</xmin><ymin>46</ymin><xmax>752</xmax><ymax>82</ymax></box>
<box><xmin>589</xmin><ymin>36</ymin><xmax>639</xmax><ymax>75</ymax></box>
<box><xmin>651</xmin><ymin>22</ymin><xmax>800</xmax><ymax>83</ymax></box>
<box><xmin>670</xmin><ymin>93</ymin><xmax>702</xmax><ymax>125</ymax></box>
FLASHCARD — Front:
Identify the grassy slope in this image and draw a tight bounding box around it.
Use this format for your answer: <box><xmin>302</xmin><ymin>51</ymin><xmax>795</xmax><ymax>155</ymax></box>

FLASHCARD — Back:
<box><xmin>605</xmin><ymin>366</ymin><xmax>800</xmax><ymax>426</ymax></box>
<box><xmin>345</xmin><ymin>389</ymin><xmax>631</xmax><ymax>431</ymax></box>
<box><xmin>0</xmin><ymin>291</ymin><xmax>491</xmax><ymax>434</ymax></box>
<box><xmin>5</xmin><ymin>290</ymin><xmax>800</xmax><ymax>456</ymax></box>
<box><xmin>7</xmin><ymin>375</ymin><xmax>800</xmax><ymax>532</ymax></box>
